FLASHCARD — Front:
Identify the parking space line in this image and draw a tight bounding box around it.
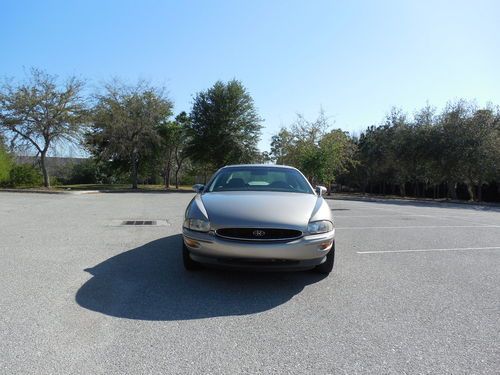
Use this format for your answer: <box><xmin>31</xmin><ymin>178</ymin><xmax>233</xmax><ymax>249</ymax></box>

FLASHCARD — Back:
<box><xmin>334</xmin><ymin>214</ymin><xmax>434</xmax><ymax>218</ymax></box>
<box><xmin>330</xmin><ymin>202</ymin><xmax>500</xmax><ymax>225</ymax></box>
<box><xmin>337</xmin><ymin>225</ymin><xmax>500</xmax><ymax>229</ymax></box>
<box><xmin>357</xmin><ymin>246</ymin><xmax>500</xmax><ymax>254</ymax></box>
<box><xmin>438</xmin><ymin>215</ymin><xmax>500</xmax><ymax>227</ymax></box>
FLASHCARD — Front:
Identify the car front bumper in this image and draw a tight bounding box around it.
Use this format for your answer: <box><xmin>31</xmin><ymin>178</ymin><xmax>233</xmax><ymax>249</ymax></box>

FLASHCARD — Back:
<box><xmin>182</xmin><ymin>228</ymin><xmax>335</xmax><ymax>270</ymax></box>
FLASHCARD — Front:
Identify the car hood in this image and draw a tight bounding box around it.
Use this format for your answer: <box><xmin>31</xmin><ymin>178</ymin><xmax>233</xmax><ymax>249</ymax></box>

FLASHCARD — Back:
<box><xmin>201</xmin><ymin>191</ymin><xmax>320</xmax><ymax>230</ymax></box>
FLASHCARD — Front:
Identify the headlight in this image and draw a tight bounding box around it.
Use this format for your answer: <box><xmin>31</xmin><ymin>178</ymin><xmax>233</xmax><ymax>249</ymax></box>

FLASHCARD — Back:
<box><xmin>183</xmin><ymin>218</ymin><xmax>211</xmax><ymax>232</ymax></box>
<box><xmin>307</xmin><ymin>220</ymin><xmax>333</xmax><ymax>234</ymax></box>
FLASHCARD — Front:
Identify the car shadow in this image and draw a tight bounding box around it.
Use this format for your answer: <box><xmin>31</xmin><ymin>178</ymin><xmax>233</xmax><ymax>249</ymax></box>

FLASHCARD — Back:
<box><xmin>76</xmin><ymin>234</ymin><xmax>326</xmax><ymax>321</ymax></box>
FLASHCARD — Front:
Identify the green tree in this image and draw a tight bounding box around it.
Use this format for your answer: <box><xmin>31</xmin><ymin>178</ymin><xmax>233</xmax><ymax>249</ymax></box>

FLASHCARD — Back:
<box><xmin>269</xmin><ymin>111</ymin><xmax>357</xmax><ymax>188</ymax></box>
<box><xmin>87</xmin><ymin>81</ymin><xmax>173</xmax><ymax>189</ymax></box>
<box><xmin>341</xmin><ymin>101</ymin><xmax>500</xmax><ymax>201</ymax></box>
<box><xmin>155</xmin><ymin>111</ymin><xmax>191</xmax><ymax>188</ymax></box>
<box><xmin>270</xmin><ymin>128</ymin><xmax>296</xmax><ymax>165</ymax></box>
<box><xmin>413</xmin><ymin>105</ymin><xmax>442</xmax><ymax>197</ymax></box>
<box><xmin>0</xmin><ymin>68</ymin><xmax>87</xmax><ymax>187</ymax></box>
<box><xmin>157</xmin><ymin>120</ymin><xmax>180</xmax><ymax>188</ymax></box>
<box><xmin>171</xmin><ymin>112</ymin><xmax>191</xmax><ymax>189</ymax></box>
<box><xmin>186</xmin><ymin>80</ymin><xmax>262</xmax><ymax>169</ymax></box>
<box><xmin>289</xmin><ymin>112</ymin><xmax>329</xmax><ymax>183</ymax></box>
<box><xmin>0</xmin><ymin>135</ymin><xmax>12</xmax><ymax>183</ymax></box>
<box><xmin>270</xmin><ymin>111</ymin><xmax>329</xmax><ymax>183</ymax></box>
<box><xmin>451</xmin><ymin>105</ymin><xmax>500</xmax><ymax>200</ymax></box>
<box><xmin>318</xmin><ymin>129</ymin><xmax>358</xmax><ymax>192</ymax></box>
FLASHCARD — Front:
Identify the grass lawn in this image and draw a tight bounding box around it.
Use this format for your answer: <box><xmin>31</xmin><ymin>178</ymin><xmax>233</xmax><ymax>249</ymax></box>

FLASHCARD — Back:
<box><xmin>56</xmin><ymin>184</ymin><xmax>193</xmax><ymax>191</ymax></box>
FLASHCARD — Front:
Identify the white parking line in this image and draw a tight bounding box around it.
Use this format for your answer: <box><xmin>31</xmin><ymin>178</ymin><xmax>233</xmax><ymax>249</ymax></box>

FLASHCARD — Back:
<box><xmin>357</xmin><ymin>246</ymin><xmax>500</xmax><ymax>254</ymax></box>
<box><xmin>334</xmin><ymin>214</ymin><xmax>433</xmax><ymax>218</ymax></box>
<box><xmin>334</xmin><ymin>214</ymin><xmax>500</xmax><ymax>227</ymax></box>
<box><xmin>337</xmin><ymin>225</ymin><xmax>500</xmax><ymax>229</ymax></box>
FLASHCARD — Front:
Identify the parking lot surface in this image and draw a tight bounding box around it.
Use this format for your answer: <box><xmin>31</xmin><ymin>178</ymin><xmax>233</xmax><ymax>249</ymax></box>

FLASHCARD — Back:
<box><xmin>1</xmin><ymin>192</ymin><xmax>499</xmax><ymax>374</ymax></box>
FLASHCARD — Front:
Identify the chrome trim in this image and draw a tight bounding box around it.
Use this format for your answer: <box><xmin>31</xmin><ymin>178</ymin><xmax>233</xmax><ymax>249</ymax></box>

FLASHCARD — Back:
<box><xmin>214</xmin><ymin>228</ymin><xmax>303</xmax><ymax>242</ymax></box>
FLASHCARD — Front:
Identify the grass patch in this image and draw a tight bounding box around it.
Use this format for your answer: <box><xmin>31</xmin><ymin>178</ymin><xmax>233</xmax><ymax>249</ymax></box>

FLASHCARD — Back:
<box><xmin>57</xmin><ymin>184</ymin><xmax>193</xmax><ymax>191</ymax></box>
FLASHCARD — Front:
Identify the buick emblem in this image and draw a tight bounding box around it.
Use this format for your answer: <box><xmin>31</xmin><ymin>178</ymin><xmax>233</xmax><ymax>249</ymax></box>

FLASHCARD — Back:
<box><xmin>253</xmin><ymin>229</ymin><xmax>266</xmax><ymax>237</ymax></box>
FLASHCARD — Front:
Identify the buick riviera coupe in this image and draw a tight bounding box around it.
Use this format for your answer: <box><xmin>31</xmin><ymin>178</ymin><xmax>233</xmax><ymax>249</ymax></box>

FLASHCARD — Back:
<box><xmin>182</xmin><ymin>165</ymin><xmax>335</xmax><ymax>274</ymax></box>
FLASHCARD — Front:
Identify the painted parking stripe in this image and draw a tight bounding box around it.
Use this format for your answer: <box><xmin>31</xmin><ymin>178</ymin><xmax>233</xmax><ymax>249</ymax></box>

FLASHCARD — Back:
<box><xmin>337</xmin><ymin>225</ymin><xmax>500</xmax><ymax>229</ymax></box>
<box><xmin>357</xmin><ymin>246</ymin><xmax>500</xmax><ymax>254</ymax></box>
<box><xmin>334</xmin><ymin>214</ymin><xmax>500</xmax><ymax>227</ymax></box>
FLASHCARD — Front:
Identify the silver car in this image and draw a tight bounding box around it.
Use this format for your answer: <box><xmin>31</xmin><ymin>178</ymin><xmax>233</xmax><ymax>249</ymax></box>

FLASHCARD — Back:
<box><xmin>182</xmin><ymin>164</ymin><xmax>335</xmax><ymax>274</ymax></box>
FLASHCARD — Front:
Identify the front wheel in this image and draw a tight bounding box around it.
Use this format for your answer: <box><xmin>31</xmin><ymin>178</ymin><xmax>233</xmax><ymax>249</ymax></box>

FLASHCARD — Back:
<box><xmin>183</xmin><ymin>242</ymin><xmax>202</xmax><ymax>271</ymax></box>
<box><xmin>314</xmin><ymin>242</ymin><xmax>335</xmax><ymax>274</ymax></box>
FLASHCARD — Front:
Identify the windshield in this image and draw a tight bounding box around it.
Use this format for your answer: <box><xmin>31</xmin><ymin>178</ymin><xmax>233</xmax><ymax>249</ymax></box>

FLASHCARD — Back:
<box><xmin>206</xmin><ymin>166</ymin><xmax>314</xmax><ymax>194</ymax></box>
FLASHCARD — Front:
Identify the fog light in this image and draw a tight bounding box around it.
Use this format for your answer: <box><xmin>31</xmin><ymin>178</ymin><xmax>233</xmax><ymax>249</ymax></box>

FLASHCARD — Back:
<box><xmin>184</xmin><ymin>238</ymin><xmax>200</xmax><ymax>248</ymax></box>
<box><xmin>318</xmin><ymin>240</ymin><xmax>333</xmax><ymax>250</ymax></box>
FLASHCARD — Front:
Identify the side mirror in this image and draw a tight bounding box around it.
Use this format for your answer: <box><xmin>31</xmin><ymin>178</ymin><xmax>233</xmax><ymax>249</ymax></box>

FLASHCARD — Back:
<box><xmin>315</xmin><ymin>185</ymin><xmax>327</xmax><ymax>196</ymax></box>
<box><xmin>192</xmin><ymin>184</ymin><xmax>205</xmax><ymax>193</ymax></box>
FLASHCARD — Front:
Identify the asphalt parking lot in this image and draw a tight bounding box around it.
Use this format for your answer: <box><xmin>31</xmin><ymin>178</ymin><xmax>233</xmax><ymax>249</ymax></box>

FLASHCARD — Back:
<box><xmin>1</xmin><ymin>192</ymin><xmax>499</xmax><ymax>374</ymax></box>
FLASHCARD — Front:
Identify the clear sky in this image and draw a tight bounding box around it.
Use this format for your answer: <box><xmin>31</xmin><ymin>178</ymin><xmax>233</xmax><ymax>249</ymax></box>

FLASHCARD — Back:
<box><xmin>1</xmin><ymin>0</ymin><xmax>499</xmax><ymax>152</ymax></box>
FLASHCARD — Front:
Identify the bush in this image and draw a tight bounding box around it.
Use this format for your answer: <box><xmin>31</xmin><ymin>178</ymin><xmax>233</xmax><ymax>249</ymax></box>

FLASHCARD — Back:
<box><xmin>50</xmin><ymin>176</ymin><xmax>61</xmax><ymax>186</ymax></box>
<box><xmin>67</xmin><ymin>159</ymin><xmax>98</xmax><ymax>184</ymax></box>
<box><xmin>0</xmin><ymin>145</ymin><xmax>12</xmax><ymax>184</ymax></box>
<box><xmin>8</xmin><ymin>164</ymin><xmax>42</xmax><ymax>187</ymax></box>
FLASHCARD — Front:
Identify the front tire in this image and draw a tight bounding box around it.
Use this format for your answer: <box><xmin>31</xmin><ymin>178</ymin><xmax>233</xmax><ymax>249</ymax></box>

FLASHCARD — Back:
<box><xmin>314</xmin><ymin>242</ymin><xmax>335</xmax><ymax>274</ymax></box>
<box><xmin>183</xmin><ymin>242</ymin><xmax>202</xmax><ymax>271</ymax></box>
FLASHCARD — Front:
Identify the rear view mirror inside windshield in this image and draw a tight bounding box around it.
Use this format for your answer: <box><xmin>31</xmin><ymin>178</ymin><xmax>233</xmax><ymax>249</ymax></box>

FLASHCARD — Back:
<box><xmin>251</xmin><ymin>170</ymin><xmax>268</xmax><ymax>176</ymax></box>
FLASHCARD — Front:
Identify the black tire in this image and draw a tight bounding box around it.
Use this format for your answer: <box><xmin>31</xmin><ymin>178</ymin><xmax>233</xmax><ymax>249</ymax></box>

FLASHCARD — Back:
<box><xmin>314</xmin><ymin>242</ymin><xmax>335</xmax><ymax>274</ymax></box>
<box><xmin>183</xmin><ymin>242</ymin><xmax>202</xmax><ymax>271</ymax></box>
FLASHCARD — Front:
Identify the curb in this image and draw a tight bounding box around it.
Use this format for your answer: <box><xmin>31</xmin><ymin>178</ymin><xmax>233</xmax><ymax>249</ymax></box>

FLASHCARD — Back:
<box><xmin>0</xmin><ymin>188</ymin><xmax>100</xmax><ymax>195</ymax></box>
<box><xmin>0</xmin><ymin>188</ymin><xmax>193</xmax><ymax>195</ymax></box>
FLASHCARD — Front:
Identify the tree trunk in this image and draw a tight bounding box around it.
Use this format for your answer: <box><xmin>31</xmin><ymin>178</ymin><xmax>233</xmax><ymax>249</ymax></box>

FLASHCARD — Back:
<box><xmin>40</xmin><ymin>151</ymin><xmax>50</xmax><ymax>188</ymax></box>
<box><xmin>131</xmin><ymin>155</ymin><xmax>138</xmax><ymax>189</ymax></box>
<box><xmin>165</xmin><ymin>161</ymin><xmax>171</xmax><ymax>189</ymax></box>
<box><xmin>477</xmin><ymin>183</ymin><xmax>483</xmax><ymax>202</ymax></box>
<box><xmin>447</xmin><ymin>182</ymin><xmax>457</xmax><ymax>200</ymax></box>
<box><xmin>466</xmin><ymin>183</ymin><xmax>475</xmax><ymax>201</ymax></box>
<box><xmin>400</xmin><ymin>183</ymin><xmax>406</xmax><ymax>197</ymax></box>
<box><xmin>175</xmin><ymin>167</ymin><xmax>180</xmax><ymax>189</ymax></box>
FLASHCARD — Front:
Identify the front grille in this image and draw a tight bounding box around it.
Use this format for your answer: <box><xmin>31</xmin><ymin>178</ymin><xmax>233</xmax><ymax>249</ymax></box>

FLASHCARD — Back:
<box><xmin>215</xmin><ymin>228</ymin><xmax>302</xmax><ymax>241</ymax></box>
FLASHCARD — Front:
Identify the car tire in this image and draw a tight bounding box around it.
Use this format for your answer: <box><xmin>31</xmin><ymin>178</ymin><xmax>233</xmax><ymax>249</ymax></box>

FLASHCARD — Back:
<box><xmin>314</xmin><ymin>242</ymin><xmax>335</xmax><ymax>274</ymax></box>
<box><xmin>183</xmin><ymin>242</ymin><xmax>202</xmax><ymax>271</ymax></box>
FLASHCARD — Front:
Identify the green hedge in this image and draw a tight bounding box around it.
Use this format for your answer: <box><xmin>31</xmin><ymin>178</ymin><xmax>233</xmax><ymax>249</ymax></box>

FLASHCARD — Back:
<box><xmin>0</xmin><ymin>146</ymin><xmax>12</xmax><ymax>184</ymax></box>
<box><xmin>8</xmin><ymin>164</ymin><xmax>43</xmax><ymax>187</ymax></box>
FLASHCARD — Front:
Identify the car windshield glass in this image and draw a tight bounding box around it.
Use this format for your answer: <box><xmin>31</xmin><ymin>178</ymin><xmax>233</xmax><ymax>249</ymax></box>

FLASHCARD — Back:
<box><xmin>206</xmin><ymin>167</ymin><xmax>314</xmax><ymax>194</ymax></box>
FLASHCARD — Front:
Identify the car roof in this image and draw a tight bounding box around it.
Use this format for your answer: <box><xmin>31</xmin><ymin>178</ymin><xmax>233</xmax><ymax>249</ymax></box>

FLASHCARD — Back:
<box><xmin>222</xmin><ymin>164</ymin><xmax>297</xmax><ymax>170</ymax></box>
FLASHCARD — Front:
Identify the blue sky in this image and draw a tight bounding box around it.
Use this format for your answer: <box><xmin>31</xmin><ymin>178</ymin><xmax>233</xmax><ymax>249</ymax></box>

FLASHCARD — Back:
<box><xmin>1</xmin><ymin>0</ymin><xmax>499</xmax><ymax>152</ymax></box>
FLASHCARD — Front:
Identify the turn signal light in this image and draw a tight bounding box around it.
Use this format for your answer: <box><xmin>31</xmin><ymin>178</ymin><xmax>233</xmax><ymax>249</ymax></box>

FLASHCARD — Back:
<box><xmin>184</xmin><ymin>238</ymin><xmax>200</xmax><ymax>248</ymax></box>
<box><xmin>318</xmin><ymin>240</ymin><xmax>333</xmax><ymax>250</ymax></box>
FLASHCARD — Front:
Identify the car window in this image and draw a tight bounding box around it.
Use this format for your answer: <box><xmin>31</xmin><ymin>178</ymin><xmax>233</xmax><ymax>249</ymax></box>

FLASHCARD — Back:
<box><xmin>207</xmin><ymin>167</ymin><xmax>314</xmax><ymax>194</ymax></box>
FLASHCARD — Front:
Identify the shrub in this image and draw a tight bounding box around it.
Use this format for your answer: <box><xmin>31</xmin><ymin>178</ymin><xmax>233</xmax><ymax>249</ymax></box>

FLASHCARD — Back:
<box><xmin>50</xmin><ymin>176</ymin><xmax>61</xmax><ymax>186</ymax></box>
<box><xmin>0</xmin><ymin>145</ymin><xmax>12</xmax><ymax>184</ymax></box>
<box><xmin>68</xmin><ymin>159</ymin><xmax>98</xmax><ymax>184</ymax></box>
<box><xmin>8</xmin><ymin>164</ymin><xmax>42</xmax><ymax>187</ymax></box>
